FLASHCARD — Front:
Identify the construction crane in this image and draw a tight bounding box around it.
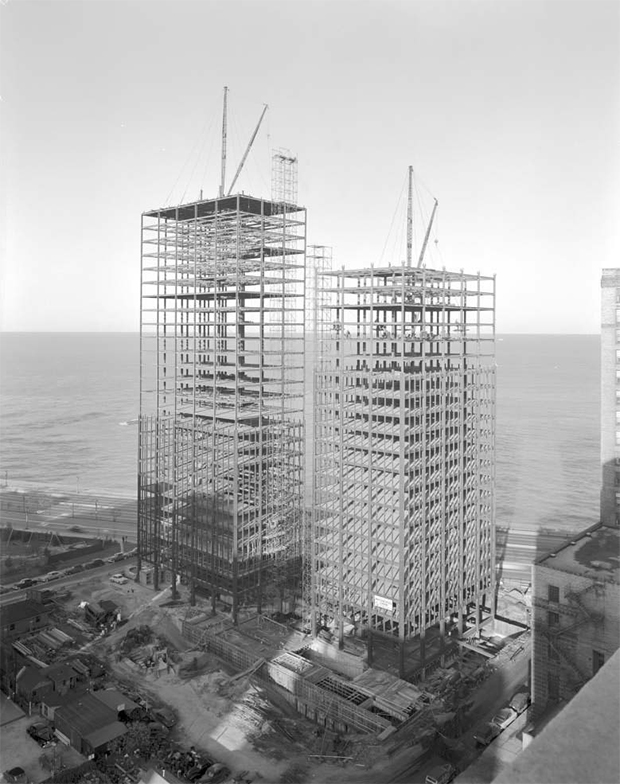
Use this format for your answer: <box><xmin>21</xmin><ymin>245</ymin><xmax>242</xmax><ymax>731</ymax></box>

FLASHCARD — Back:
<box><xmin>219</xmin><ymin>86</ymin><xmax>228</xmax><ymax>197</ymax></box>
<box><xmin>227</xmin><ymin>103</ymin><xmax>268</xmax><ymax>196</ymax></box>
<box><xmin>406</xmin><ymin>165</ymin><xmax>413</xmax><ymax>267</ymax></box>
<box><xmin>417</xmin><ymin>198</ymin><xmax>438</xmax><ymax>268</ymax></box>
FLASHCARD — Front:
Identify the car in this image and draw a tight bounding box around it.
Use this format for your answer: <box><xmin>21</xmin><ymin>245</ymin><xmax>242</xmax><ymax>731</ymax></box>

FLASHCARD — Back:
<box><xmin>111</xmin><ymin>552</ymin><xmax>126</xmax><ymax>562</ymax></box>
<box><xmin>27</xmin><ymin>720</ymin><xmax>56</xmax><ymax>748</ymax></box>
<box><xmin>65</xmin><ymin>563</ymin><xmax>84</xmax><ymax>575</ymax></box>
<box><xmin>14</xmin><ymin>578</ymin><xmax>35</xmax><ymax>590</ymax></box>
<box><xmin>474</xmin><ymin>722</ymin><xmax>501</xmax><ymax>746</ymax></box>
<box><xmin>84</xmin><ymin>558</ymin><xmax>105</xmax><ymax>569</ymax></box>
<box><xmin>110</xmin><ymin>573</ymin><xmax>128</xmax><ymax>585</ymax></box>
<box><xmin>153</xmin><ymin>707</ymin><xmax>177</xmax><ymax>728</ymax></box>
<box><xmin>44</xmin><ymin>570</ymin><xmax>64</xmax><ymax>581</ymax></box>
<box><xmin>201</xmin><ymin>763</ymin><xmax>231</xmax><ymax>783</ymax></box>
<box><xmin>491</xmin><ymin>707</ymin><xmax>518</xmax><ymax>731</ymax></box>
<box><xmin>509</xmin><ymin>690</ymin><xmax>530</xmax><ymax>714</ymax></box>
<box><xmin>147</xmin><ymin>721</ymin><xmax>169</xmax><ymax>738</ymax></box>
<box><xmin>3</xmin><ymin>767</ymin><xmax>27</xmax><ymax>783</ymax></box>
<box><xmin>186</xmin><ymin>763</ymin><xmax>211</xmax><ymax>782</ymax></box>
<box><xmin>425</xmin><ymin>763</ymin><xmax>457</xmax><ymax>784</ymax></box>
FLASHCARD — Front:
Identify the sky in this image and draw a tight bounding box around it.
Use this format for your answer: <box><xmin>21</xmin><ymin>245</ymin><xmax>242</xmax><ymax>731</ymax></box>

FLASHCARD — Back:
<box><xmin>1</xmin><ymin>0</ymin><xmax>618</xmax><ymax>333</ymax></box>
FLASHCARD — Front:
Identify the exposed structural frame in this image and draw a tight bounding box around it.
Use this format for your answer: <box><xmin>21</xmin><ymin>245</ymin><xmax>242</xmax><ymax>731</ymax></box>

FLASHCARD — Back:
<box><xmin>311</xmin><ymin>265</ymin><xmax>496</xmax><ymax>672</ymax></box>
<box><xmin>138</xmin><ymin>194</ymin><xmax>307</xmax><ymax>622</ymax></box>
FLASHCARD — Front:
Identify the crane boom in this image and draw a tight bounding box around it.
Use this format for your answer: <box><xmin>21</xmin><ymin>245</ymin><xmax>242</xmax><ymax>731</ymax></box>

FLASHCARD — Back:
<box><xmin>417</xmin><ymin>198</ymin><xmax>438</xmax><ymax>268</ymax></box>
<box><xmin>227</xmin><ymin>104</ymin><xmax>268</xmax><ymax>196</ymax></box>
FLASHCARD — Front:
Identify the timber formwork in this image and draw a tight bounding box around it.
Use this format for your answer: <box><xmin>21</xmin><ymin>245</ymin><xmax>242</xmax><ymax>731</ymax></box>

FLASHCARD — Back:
<box><xmin>312</xmin><ymin>266</ymin><xmax>495</xmax><ymax>673</ymax></box>
<box><xmin>138</xmin><ymin>195</ymin><xmax>306</xmax><ymax>622</ymax></box>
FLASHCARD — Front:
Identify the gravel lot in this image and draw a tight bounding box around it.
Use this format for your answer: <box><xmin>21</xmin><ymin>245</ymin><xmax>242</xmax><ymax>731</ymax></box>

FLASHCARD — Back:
<box><xmin>0</xmin><ymin>713</ymin><xmax>85</xmax><ymax>783</ymax></box>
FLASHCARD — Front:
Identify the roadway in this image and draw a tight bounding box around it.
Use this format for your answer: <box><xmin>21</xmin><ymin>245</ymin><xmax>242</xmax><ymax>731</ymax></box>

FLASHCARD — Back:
<box><xmin>0</xmin><ymin>557</ymin><xmax>139</xmax><ymax>607</ymax></box>
<box><xmin>0</xmin><ymin>492</ymin><xmax>137</xmax><ymax>541</ymax></box>
<box><xmin>0</xmin><ymin>489</ymin><xmax>576</xmax><ymax>586</ymax></box>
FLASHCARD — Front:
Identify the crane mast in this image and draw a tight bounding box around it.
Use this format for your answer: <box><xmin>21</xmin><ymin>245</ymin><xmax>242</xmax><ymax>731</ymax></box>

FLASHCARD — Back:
<box><xmin>219</xmin><ymin>86</ymin><xmax>228</xmax><ymax>197</ymax></box>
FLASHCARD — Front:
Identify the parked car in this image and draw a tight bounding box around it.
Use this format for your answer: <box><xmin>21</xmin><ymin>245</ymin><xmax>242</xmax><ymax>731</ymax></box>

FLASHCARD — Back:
<box><xmin>153</xmin><ymin>707</ymin><xmax>177</xmax><ymax>728</ymax></box>
<box><xmin>3</xmin><ymin>767</ymin><xmax>27</xmax><ymax>783</ymax></box>
<box><xmin>201</xmin><ymin>763</ymin><xmax>231</xmax><ymax>783</ymax></box>
<box><xmin>425</xmin><ymin>763</ymin><xmax>457</xmax><ymax>784</ymax></box>
<box><xmin>509</xmin><ymin>690</ymin><xmax>530</xmax><ymax>714</ymax></box>
<box><xmin>491</xmin><ymin>707</ymin><xmax>518</xmax><ymax>731</ymax></box>
<box><xmin>110</xmin><ymin>573</ymin><xmax>128</xmax><ymax>585</ymax></box>
<box><xmin>27</xmin><ymin>720</ymin><xmax>56</xmax><ymax>748</ymax></box>
<box><xmin>186</xmin><ymin>763</ymin><xmax>211</xmax><ymax>782</ymax></box>
<box><xmin>111</xmin><ymin>552</ymin><xmax>126</xmax><ymax>562</ymax></box>
<box><xmin>84</xmin><ymin>558</ymin><xmax>105</xmax><ymax>569</ymax></box>
<box><xmin>474</xmin><ymin>722</ymin><xmax>501</xmax><ymax>746</ymax></box>
<box><xmin>44</xmin><ymin>571</ymin><xmax>64</xmax><ymax>582</ymax></box>
<box><xmin>14</xmin><ymin>578</ymin><xmax>35</xmax><ymax>590</ymax></box>
<box><xmin>65</xmin><ymin>564</ymin><xmax>84</xmax><ymax>575</ymax></box>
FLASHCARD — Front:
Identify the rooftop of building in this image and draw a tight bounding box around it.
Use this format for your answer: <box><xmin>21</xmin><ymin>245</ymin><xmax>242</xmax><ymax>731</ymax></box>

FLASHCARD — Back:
<box><xmin>92</xmin><ymin>688</ymin><xmax>140</xmax><ymax>714</ymax></box>
<box><xmin>535</xmin><ymin>522</ymin><xmax>620</xmax><ymax>582</ymax></box>
<box><xmin>41</xmin><ymin>662</ymin><xmax>78</xmax><ymax>683</ymax></box>
<box><xmin>16</xmin><ymin>665</ymin><xmax>51</xmax><ymax>692</ymax></box>
<box><xmin>601</xmin><ymin>268</ymin><xmax>620</xmax><ymax>286</ymax></box>
<box><xmin>0</xmin><ymin>599</ymin><xmax>48</xmax><ymax>627</ymax></box>
<box><xmin>55</xmin><ymin>691</ymin><xmax>118</xmax><ymax>736</ymax></box>
<box><xmin>143</xmin><ymin>193</ymin><xmax>303</xmax><ymax>221</ymax></box>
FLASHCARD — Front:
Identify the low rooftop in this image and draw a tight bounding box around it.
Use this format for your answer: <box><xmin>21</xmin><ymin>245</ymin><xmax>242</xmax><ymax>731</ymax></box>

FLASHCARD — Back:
<box><xmin>536</xmin><ymin>523</ymin><xmax>620</xmax><ymax>581</ymax></box>
<box><xmin>55</xmin><ymin>692</ymin><xmax>118</xmax><ymax>736</ymax></box>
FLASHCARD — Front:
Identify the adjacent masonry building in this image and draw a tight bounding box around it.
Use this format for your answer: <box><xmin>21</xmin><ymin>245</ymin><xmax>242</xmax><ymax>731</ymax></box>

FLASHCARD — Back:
<box><xmin>310</xmin><ymin>266</ymin><xmax>496</xmax><ymax>671</ymax></box>
<box><xmin>600</xmin><ymin>268</ymin><xmax>620</xmax><ymax>528</ymax></box>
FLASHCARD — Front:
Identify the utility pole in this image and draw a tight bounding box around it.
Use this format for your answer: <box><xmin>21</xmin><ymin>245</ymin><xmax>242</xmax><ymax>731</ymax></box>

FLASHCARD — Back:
<box><xmin>219</xmin><ymin>86</ymin><xmax>228</xmax><ymax>197</ymax></box>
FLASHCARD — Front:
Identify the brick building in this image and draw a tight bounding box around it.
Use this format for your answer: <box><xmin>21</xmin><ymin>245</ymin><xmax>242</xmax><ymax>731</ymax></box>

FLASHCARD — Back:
<box><xmin>0</xmin><ymin>600</ymin><xmax>49</xmax><ymax>640</ymax></box>
<box><xmin>531</xmin><ymin>524</ymin><xmax>620</xmax><ymax>716</ymax></box>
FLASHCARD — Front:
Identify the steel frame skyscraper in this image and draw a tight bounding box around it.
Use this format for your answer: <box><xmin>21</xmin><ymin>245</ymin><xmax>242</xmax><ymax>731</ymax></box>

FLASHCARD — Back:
<box><xmin>311</xmin><ymin>265</ymin><xmax>495</xmax><ymax>671</ymax></box>
<box><xmin>138</xmin><ymin>194</ymin><xmax>306</xmax><ymax>622</ymax></box>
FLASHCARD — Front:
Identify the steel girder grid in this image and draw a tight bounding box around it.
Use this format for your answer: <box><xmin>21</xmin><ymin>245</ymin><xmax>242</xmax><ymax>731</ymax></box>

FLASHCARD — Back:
<box><xmin>312</xmin><ymin>266</ymin><xmax>495</xmax><ymax>651</ymax></box>
<box><xmin>138</xmin><ymin>196</ymin><xmax>306</xmax><ymax>621</ymax></box>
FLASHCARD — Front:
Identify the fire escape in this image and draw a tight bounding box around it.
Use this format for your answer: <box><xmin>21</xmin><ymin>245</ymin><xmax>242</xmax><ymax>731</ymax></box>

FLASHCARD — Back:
<box><xmin>538</xmin><ymin>581</ymin><xmax>606</xmax><ymax>694</ymax></box>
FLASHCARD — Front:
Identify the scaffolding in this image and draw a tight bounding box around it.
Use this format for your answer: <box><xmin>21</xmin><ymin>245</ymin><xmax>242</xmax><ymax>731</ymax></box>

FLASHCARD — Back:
<box><xmin>271</xmin><ymin>149</ymin><xmax>298</xmax><ymax>206</ymax></box>
<box><xmin>138</xmin><ymin>194</ymin><xmax>306</xmax><ymax>622</ymax></box>
<box><xmin>311</xmin><ymin>265</ymin><xmax>496</xmax><ymax>670</ymax></box>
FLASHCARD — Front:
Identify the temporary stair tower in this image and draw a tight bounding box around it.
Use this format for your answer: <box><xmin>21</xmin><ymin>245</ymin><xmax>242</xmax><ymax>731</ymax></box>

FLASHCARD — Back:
<box><xmin>311</xmin><ymin>173</ymin><xmax>496</xmax><ymax>675</ymax></box>
<box><xmin>138</xmin><ymin>93</ymin><xmax>306</xmax><ymax>621</ymax></box>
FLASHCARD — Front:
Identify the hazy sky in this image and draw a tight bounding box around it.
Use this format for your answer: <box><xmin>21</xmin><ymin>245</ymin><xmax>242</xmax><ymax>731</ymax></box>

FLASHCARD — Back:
<box><xmin>1</xmin><ymin>0</ymin><xmax>618</xmax><ymax>333</ymax></box>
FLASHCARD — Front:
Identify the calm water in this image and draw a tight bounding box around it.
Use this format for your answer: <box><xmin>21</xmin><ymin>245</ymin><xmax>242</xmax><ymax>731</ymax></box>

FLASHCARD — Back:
<box><xmin>0</xmin><ymin>333</ymin><xmax>600</xmax><ymax>534</ymax></box>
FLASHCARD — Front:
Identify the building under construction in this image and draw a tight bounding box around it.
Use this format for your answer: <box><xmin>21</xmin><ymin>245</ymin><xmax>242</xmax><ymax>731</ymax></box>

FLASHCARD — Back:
<box><xmin>311</xmin><ymin>264</ymin><xmax>496</xmax><ymax>674</ymax></box>
<box><xmin>137</xmin><ymin>190</ymin><xmax>306</xmax><ymax>621</ymax></box>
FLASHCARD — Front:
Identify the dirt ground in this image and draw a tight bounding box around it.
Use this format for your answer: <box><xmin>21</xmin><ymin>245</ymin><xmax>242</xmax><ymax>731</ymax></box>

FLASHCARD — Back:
<box><xmin>62</xmin><ymin>577</ymin><xmax>394</xmax><ymax>784</ymax></box>
<box><xmin>0</xmin><ymin>712</ymin><xmax>85</xmax><ymax>783</ymax></box>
